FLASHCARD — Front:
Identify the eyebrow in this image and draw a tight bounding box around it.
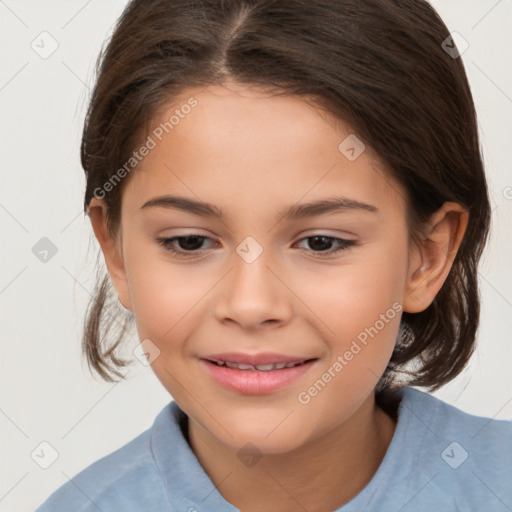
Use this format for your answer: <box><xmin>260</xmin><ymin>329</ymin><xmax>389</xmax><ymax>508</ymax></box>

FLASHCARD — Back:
<box><xmin>140</xmin><ymin>194</ymin><xmax>378</xmax><ymax>219</ymax></box>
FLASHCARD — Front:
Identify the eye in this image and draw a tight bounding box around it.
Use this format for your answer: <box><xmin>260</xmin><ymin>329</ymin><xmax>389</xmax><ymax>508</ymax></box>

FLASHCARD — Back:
<box><xmin>156</xmin><ymin>235</ymin><xmax>214</xmax><ymax>257</ymax></box>
<box><xmin>295</xmin><ymin>235</ymin><xmax>356</xmax><ymax>256</ymax></box>
<box><xmin>156</xmin><ymin>234</ymin><xmax>355</xmax><ymax>258</ymax></box>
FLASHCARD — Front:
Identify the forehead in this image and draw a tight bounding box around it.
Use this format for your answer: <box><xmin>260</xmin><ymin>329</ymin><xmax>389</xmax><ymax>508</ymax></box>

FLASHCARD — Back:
<box><xmin>122</xmin><ymin>82</ymin><xmax>406</xmax><ymax>221</ymax></box>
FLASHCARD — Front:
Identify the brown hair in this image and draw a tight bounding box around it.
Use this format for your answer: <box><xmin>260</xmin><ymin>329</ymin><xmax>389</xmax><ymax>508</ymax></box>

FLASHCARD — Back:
<box><xmin>81</xmin><ymin>0</ymin><xmax>490</xmax><ymax>392</ymax></box>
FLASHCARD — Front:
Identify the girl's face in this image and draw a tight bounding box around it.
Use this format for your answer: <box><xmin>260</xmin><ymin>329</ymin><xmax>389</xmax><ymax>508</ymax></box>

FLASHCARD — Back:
<box><xmin>99</xmin><ymin>82</ymin><xmax>419</xmax><ymax>453</ymax></box>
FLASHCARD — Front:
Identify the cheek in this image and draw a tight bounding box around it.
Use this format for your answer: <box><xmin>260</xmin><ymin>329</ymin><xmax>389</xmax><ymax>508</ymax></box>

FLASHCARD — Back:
<box><xmin>125</xmin><ymin>248</ymin><xmax>209</xmax><ymax>344</ymax></box>
<box><xmin>300</xmin><ymin>240</ymin><xmax>407</xmax><ymax>341</ymax></box>
<box><xmin>295</xmin><ymin>239</ymin><xmax>407</xmax><ymax>396</ymax></box>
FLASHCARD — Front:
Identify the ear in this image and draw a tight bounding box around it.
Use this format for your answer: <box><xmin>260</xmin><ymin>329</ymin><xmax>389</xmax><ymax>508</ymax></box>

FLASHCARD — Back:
<box><xmin>87</xmin><ymin>197</ymin><xmax>133</xmax><ymax>311</ymax></box>
<box><xmin>403</xmin><ymin>202</ymin><xmax>469</xmax><ymax>313</ymax></box>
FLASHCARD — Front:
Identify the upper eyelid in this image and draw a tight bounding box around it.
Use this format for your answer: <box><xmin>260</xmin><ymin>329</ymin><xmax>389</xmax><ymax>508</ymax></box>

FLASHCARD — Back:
<box><xmin>157</xmin><ymin>228</ymin><xmax>357</xmax><ymax>239</ymax></box>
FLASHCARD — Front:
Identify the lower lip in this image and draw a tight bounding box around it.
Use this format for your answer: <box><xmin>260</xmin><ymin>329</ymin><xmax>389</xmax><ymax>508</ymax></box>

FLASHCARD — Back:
<box><xmin>200</xmin><ymin>359</ymin><xmax>317</xmax><ymax>395</ymax></box>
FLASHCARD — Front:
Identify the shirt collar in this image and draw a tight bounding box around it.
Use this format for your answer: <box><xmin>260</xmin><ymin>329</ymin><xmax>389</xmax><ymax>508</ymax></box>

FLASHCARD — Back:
<box><xmin>150</xmin><ymin>399</ymin><xmax>239</xmax><ymax>510</ymax></box>
<box><xmin>150</xmin><ymin>387</ymin><xmax>425</xmax><ymax>510</ymax></box>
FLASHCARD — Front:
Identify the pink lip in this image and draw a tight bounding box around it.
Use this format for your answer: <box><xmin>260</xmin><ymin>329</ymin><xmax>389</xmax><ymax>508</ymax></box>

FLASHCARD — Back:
<box><xmin>200</xmin><ymin>356</ymin><xmax>317</xmax><ymax>395</ymax></box>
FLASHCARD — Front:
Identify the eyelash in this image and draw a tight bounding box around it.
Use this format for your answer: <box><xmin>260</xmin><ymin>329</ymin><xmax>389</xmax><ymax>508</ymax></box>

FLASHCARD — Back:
<box><xmin>156</xmin><ymin>234</ymin><xmax>356</xmax><ymax>258</ymax></box>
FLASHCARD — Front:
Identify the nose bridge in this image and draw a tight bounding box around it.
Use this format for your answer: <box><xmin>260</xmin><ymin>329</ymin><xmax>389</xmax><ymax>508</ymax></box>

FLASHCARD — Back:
<box><xmin>231</xmin><ymin>234</ymin><xmax>278</xmax><ymax>302</ymax></box>
<box><xmin>213</xmin><ymin>235</ymin><xmax>292</xmax><ymax>327</ymax></box>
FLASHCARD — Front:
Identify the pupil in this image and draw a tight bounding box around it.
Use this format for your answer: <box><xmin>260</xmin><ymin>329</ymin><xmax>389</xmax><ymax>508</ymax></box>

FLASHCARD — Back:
<box><xmin>309</xmin><ymin>236</ymin><xmax>331</xmax><ymax>251</ymax></box>
<box><xmin>179</xmin><ymin>236</ymin><xmax>204</xmax><ymax>250</ymax></box>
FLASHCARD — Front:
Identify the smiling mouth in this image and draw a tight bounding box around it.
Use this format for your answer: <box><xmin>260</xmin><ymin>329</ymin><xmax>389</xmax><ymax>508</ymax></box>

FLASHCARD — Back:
<box><xmin>201</xmin><ymin>357</ymin><xmax>318</xmax><ymax>394</ymax></box>
<box><xmin>206</xmin><ymin>359</ymin><xmax>317</xmax><ymax>371</ymax></box>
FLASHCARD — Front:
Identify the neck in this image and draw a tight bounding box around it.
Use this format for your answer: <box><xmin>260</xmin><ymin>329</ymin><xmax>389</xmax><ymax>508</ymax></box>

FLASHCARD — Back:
<box><xmin>187</xmin><ymin>391</ymin><xmax>398</xmax><ymax>512</ymax></box>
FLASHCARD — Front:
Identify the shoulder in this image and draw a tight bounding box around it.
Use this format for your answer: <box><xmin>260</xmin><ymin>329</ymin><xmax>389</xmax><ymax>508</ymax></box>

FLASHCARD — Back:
<box><xmin>402</xmin><ymin>386</ymin><xmax>512</xmax><ymax>450</ymax></box>
<box><xmin>34</xmin><ymin>412</ymin><xmax>169</xmax><ymax>511</ymax></box>
<box><xmin>399</xmin><ymin>387</ymin><xmax>512</xmax><ymax>508</ymax></box>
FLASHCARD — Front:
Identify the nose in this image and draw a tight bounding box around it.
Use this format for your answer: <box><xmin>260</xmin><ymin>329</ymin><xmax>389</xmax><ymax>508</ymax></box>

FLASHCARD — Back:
<box><xmin>212</xmin><ymin>243</ymin><xmax>293</xmax><ymax>331</ymax></box>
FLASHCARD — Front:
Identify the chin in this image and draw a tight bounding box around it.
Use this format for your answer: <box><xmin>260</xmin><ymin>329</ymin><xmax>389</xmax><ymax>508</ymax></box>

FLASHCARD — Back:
<box><xmin>219</xmin><ymin>421</ymin><xmax>312</xmax><ymax>455</ymax></box>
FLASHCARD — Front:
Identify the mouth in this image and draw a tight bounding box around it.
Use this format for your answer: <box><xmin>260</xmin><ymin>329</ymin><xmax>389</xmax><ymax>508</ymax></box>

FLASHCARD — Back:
<box><xmin>199</xmin><ymin>354</ymin><xmax>319</xmax><ymax>395</ymax></box>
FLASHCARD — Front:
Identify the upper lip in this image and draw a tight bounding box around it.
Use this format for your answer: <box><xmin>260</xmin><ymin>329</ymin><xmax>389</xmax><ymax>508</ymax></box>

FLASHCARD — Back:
<box><xmin>202</xmin><ymin>352</ymin><xmax>316</xmax><ymax>365</ymax></box>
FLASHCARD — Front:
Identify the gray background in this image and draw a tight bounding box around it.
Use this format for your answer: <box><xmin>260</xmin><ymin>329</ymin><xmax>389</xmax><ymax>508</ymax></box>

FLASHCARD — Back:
<box><xmin>1</xmin><ymin>1</ymin><xmax>511</xmax><ymax>510</ymax></box>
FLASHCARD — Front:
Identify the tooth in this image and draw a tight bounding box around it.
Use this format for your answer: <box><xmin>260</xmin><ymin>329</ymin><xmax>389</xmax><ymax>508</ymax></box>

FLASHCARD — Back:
<box><xmin>255</xmin><ymin>364</ymin><xmax>275</xmax><ymax>371</ymax></box>
<box><xmin>237</xmin><ymin>363</ymin><xmax>255</xmax><ymax>370</ymax></box>
<box><xmin>219</xmin><ymin>361</ymin><xmax>306</xmax><ymax>370</ymax></box>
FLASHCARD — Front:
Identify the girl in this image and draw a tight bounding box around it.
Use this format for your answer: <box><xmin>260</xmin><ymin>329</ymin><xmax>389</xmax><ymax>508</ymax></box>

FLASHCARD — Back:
<box><xmin>35</xmin><ymin>0</ymin><xmax>511</xmax><ymax>510</ymax></box>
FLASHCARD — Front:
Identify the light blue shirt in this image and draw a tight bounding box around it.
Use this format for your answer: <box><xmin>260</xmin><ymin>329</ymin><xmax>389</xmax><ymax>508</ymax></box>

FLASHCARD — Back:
<box><xmin>35</xmin><ymin>387</ymin><xmax>512</xmax><ymax>511</ymax></box>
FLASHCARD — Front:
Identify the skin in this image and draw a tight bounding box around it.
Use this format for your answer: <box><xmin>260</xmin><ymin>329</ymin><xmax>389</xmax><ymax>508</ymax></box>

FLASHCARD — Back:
<box><xmin>88</xmin><ymin>80</ymin><xmax>469</xmax><ymax>511</ymax></box>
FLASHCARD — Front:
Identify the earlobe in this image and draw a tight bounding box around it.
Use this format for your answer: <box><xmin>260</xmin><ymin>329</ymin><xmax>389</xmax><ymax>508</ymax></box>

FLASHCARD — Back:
<box><xmin>403</xmin><ymin>202</ymin><xmax>469</xmax><ymax>313</ymax></box>
<box><xmin>87</xmin><ymin>198</ymin><xmax>133</xmax><ymax>311</ymax></box>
